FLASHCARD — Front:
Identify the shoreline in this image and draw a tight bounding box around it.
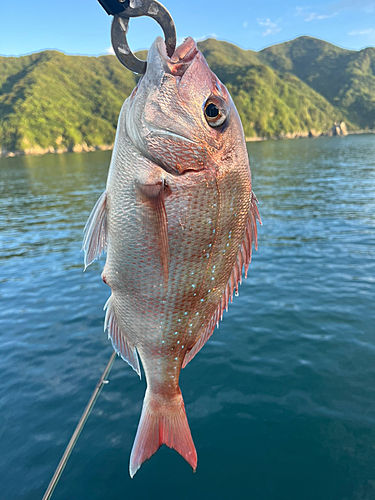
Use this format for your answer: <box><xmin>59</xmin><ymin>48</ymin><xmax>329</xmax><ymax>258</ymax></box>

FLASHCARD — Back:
<box><xmin>0</xmin><ymin>143</ymin><xmax>114</xmax><ymax>158</ymax></box>
<box><xmin>246</xmin><ymin>129</ymin><xmax>375</xmax><ymax>142</ymax></box>
<box><xmin>1</xmin><ymin>130</ymin><xmax>374</xmax><ymax>159</ymax></box>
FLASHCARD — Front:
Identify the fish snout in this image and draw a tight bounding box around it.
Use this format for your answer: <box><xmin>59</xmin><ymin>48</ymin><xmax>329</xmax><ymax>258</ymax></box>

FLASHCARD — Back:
<box><xmin>155</xmin><ymin>36</ymin><xmax>199</xmax><ymax>77</ymax></box>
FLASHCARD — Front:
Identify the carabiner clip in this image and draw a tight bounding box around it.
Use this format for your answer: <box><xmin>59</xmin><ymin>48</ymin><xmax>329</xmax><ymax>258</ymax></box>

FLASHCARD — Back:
<box><xmin>98</xmin><ymin>0</ymin><xmax>177</xmax><ymax>74</ymax></box>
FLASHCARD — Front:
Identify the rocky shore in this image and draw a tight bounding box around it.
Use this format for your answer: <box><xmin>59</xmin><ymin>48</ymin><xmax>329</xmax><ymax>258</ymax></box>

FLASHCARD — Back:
<box><xmin>246</xmin><ymin>122</ymin><xmax>373</xmax><ymax>142</ymax></box>
<box><xmin>0</xmin><ymin>142</ymin><xmax>113</xmax><ymax>158</ymax></box>
<box><xmin>1</xmin><ymin>124</ymin><xmax>374</xmax><ymax>158</ymax></box>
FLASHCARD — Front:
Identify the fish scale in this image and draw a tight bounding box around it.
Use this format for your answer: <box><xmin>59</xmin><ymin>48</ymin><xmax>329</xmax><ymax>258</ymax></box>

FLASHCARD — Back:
<box><xmin>83</xmin><ymin>35</ymin><xmax>261</xmax><ymax>477</ymax></box>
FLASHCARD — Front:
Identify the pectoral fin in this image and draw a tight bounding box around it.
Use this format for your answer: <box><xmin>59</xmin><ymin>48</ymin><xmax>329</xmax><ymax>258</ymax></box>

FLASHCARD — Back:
<box><xmin>138</xmin><ymin>179</ymin><xmax>170</xmax><ymax>284</ymax></box>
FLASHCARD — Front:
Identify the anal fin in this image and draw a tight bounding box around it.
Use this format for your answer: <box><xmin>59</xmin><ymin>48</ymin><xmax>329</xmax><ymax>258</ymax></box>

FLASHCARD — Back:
<box><xmin>104</xmin><ymin>295</ymin><xmax>141</xmax><ymax>377</ymax></box>
<box><xmin>82</xmin><ymin>191</ymin><xmax>107</xmax><ymax>269</ymax></box>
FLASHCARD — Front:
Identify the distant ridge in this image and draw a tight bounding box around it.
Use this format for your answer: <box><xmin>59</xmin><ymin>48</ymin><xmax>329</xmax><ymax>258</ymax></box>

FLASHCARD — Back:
<box><xmin>0</xmin><ymin>36</ymin><xmax>374</xmax><ymax>156</ymax></box>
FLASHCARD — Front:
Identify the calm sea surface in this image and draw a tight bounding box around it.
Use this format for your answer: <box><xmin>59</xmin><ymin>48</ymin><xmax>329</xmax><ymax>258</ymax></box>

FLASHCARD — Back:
<box><xmin>1</xmin><ymin>135</ymin><xmax>375</xmax><ymax>500</ymax></box>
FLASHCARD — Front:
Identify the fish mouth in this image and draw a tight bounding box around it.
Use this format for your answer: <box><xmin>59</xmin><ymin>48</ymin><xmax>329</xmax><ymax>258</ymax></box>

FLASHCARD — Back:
<box><xmin>155</xmin><ymin>36</ymin><xmax>199</xmax><ymax>77</ymax></box>
<box><xmin>147</xmin><ymin>125</ymin><xmax>197</xmax><ymax>144</ymax></box>
<box><xmin>141</xmin><ymin>36</ymin><xmax>199</xmax><ymax>147</ymax></box>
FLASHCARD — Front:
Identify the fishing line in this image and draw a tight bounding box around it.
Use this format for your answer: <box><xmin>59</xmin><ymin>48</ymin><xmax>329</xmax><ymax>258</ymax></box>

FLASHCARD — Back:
<box><xmin>41</xmin><ymin>351</ymin><xmax>117</xmax><ymax>500</ymax></box>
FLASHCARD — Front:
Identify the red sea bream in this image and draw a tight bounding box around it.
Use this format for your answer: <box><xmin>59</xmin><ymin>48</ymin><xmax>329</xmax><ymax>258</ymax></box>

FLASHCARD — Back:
<box><xmin>83</xmin><ymin>36</ymin><xmax>261</xmax><ymax>477</ymax></box>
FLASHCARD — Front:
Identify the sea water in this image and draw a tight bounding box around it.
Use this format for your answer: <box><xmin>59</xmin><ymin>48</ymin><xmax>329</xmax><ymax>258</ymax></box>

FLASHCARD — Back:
<box><xmin>1</xmin><ymin>135</ymin><xmax>374</xmax><ymax>500</ymax></box>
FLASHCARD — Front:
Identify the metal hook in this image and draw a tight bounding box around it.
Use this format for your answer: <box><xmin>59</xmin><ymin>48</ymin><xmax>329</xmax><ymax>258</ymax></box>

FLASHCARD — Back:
<box><xmin>98</xmin><ymin>0</ymin><xmax>176</xmax><ymax>74</ymax></box>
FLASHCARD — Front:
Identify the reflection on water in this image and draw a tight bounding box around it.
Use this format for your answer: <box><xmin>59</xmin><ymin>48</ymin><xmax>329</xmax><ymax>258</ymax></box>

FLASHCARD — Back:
<box><xmin>0</xmin><ymin>136</ymin><xmax>375</xmax><ymax>500</ymax></box>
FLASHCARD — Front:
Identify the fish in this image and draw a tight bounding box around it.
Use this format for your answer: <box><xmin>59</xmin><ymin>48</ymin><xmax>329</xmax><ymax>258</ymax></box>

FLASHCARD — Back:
<box><xmin>83</xmin><ymin>36</ymin><xmax>261</xmax><ymax>477</ymax></box>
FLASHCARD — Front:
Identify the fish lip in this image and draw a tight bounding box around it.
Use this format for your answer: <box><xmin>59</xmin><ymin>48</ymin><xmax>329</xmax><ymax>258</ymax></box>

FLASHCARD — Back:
<box><xmin>147</xmin><ymin>123</ymin><xmax>197</xmax><ymax>145</ymax></box>
<box><xmin>155</xmin><ymin>36</ymin><xmax>199</xmax><ymax>76</ymax></box>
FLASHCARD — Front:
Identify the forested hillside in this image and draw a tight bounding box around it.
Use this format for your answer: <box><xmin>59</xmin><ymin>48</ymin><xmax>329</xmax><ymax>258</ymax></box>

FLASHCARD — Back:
<box><xmin>1</xmin><ymin>36</ymin><xmax>373</xmax><ymax>156</ymax></box>
<box><xmin>259</xmin><ymin>36</ymin><xmax>375</xmax><ymax>129</ymax></box>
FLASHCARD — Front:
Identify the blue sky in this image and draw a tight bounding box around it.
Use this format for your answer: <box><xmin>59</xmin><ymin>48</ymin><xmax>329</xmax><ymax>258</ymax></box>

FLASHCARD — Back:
<box><xmin>0</xmin><ymin>0</ymin><xmax>375</xmax><ymax>56</ymax></box>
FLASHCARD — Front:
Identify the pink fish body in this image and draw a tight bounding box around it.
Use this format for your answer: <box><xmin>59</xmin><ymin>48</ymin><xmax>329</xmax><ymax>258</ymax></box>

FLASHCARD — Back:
<box><xmin>83</xmin><ymin>36</ymin><xmax>261</xmax><ymax>477</ymax></box>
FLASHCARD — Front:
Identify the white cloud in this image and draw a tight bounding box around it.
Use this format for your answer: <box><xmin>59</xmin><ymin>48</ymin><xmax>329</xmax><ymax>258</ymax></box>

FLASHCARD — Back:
<box><xmin>257</xmin><ymin>18</ymin><xmax>282</xmax><ymax>36</ymax></box>
<box><xmin>193</xmin><ymin>33</ymin><xmax>218</xmax><ymax>43</ymax></box>
<box><xmin>348</xmin><ymin>28</ymin><xmax>375</xmax><ymax>35</ymax></box>
<box><xmin>295</xmin><ymin>6</ymin><xmax>337</xmax><ymax>21</ymax></box>
<box><xmin>106</xmin><ymin>46</ymin><xmax>115</xmax><ymax>55</ymax></box>
<box><xmin>305</xmin><ymin>12</ymin><xmax>334</xmax><ymax>21</ymax></box>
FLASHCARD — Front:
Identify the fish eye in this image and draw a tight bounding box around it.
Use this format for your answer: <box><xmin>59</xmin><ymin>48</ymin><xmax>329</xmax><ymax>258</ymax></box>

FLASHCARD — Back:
<box><xmin>204</xmin><ymin>96</ymin><xmax>227</xmax><ymax>128</ymax></box>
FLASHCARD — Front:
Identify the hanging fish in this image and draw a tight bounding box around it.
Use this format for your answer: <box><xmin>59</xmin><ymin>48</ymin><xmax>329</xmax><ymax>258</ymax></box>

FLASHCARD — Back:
<box><xmin>83</xmin><ymin>36</ymin><xmax>261</xmax><ymax>478</ymax></box>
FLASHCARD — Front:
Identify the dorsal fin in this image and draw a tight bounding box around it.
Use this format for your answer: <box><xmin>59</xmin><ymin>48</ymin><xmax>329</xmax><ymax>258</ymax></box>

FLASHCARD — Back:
<box><xmin>82</xmin><ymin>191</ymin><xmax>107</xmax><ymax>270</ymax></box>
<box><xmin>183</xmin><ymin>192</ymin><xmax>261</xmax><ymax>368</ymax></box>
<box><xmin>104</xmin><ymin>295</ymin><xmax>141</xmax><ymax>377</ymax></box>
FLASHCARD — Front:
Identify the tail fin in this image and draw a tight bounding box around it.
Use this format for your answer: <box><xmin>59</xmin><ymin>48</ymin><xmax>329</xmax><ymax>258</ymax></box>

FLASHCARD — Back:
<box><xmin>129</xmin><ymin>389</ymin><xmax>197</xmax><ymax>478</ymax></box>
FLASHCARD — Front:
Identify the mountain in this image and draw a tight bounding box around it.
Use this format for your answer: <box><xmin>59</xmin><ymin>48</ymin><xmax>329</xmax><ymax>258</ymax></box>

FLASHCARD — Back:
<box><xmin>198</xmin><ymin>39</ymin><xmax>345</xmax><ymax>139</ymax></box>
<box><xmin>0</xmin><ymin>50</ymin><xmax>137</xmax><ymax>154</ymax></box>
<box><xmin>259</xmin><ymin>36</ymin><xmax>375</xmax><ymax>129</ymax></box>
<box><xmin>0</xmin><ymin>36</ymin><xmax>374</xmax><ymax>155</ymax></box>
